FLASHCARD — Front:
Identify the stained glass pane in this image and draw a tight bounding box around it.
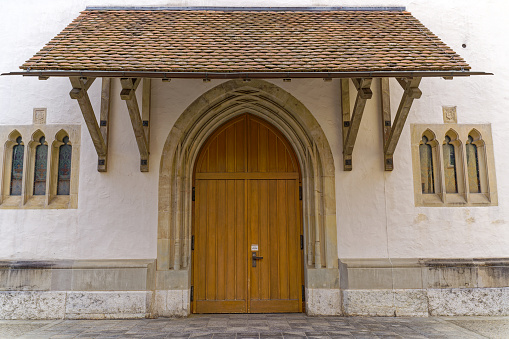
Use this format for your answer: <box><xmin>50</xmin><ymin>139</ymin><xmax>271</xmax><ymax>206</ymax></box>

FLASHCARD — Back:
<box><xmin>10</xmin><ymin>136</ymin><xmax>24</xmax><ymax>196</ymax></box>
<box><xmin>33</xmin><ymin>136</ymin><xmax>48</xmax><ymax>195</ymax></box>
<box><xmin>57</xmin><ymin>136</ymin><xmax>72</xmax><ymax>195</ymax></box>
<box><xmin>466</xmin><ymin>136</ymin><xmax>481</xmax><ymax>193</ymax></box>
<box><xmin>419</xmin><ymin>136</ymin><xmax>434</xmax><ymax>194</ymax></box>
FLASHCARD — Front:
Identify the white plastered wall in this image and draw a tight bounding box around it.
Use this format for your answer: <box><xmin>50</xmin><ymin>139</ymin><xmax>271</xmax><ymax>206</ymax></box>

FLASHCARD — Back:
<box><xmin>0</xmin><ymin>0</ymin><xmax>507</xmax><ymax>261</ymax></box>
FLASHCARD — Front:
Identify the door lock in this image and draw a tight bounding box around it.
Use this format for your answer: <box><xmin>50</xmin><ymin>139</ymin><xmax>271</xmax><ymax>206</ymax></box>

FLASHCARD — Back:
<box><xmin>252</xmin><ymin>251</ymin><xmax>263</xmax><ymax>267</ymax></box>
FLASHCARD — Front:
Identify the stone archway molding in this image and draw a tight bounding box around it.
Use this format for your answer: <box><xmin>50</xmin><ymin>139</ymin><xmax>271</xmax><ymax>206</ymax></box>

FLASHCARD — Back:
<box><xmin>155</xmin><ymin>80</ymin><xmax>340</xmax><ymax>316</ymax></box>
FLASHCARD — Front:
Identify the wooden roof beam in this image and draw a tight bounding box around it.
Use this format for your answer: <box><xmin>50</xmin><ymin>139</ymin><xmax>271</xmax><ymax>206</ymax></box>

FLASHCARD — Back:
<box><xmin>120</xmin><ymin>77</ymin><xmax>150</xmax><ymax>172</ymax></box>
<box><xmin>341</xmin><ymin>78</ymin><xmax>372</xmax><ymax>171</ymax></box>
<box><xmin>382</xmin><ymin>77</ymin><xmax>422</xmax><ymax>171</ymax></box>
<box><xmin>69</xmin><ymin>76</ymin><xmax>110</xmax><ymax>172</ymax></box>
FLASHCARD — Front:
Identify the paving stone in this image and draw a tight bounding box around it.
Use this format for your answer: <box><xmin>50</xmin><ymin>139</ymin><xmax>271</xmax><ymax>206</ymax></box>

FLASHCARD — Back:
<box><xmin>3</xmin><ymin>315</ymin><xmax>509</xmax><ymax>338</ymax></box>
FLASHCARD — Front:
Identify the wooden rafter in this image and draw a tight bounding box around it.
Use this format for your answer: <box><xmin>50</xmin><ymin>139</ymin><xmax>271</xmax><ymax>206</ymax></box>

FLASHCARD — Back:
<box><xmin>120</xmin><ymin>77</ymin><xmax>150</xmax><ymax>172</ymax></box>
<box><xmin>382</xmin><ymin>77</ymin><xmax>422</xmax><ymax>171</ymax></box>
<box><xmin>69</xmin><ymin>76</ymin><xmax>110</xmax><ymax>172</ymax></box>
<box><xmin>341</xmin><ymin>78</ymin><xmax>373</xmax><ymax>171</ymax></box>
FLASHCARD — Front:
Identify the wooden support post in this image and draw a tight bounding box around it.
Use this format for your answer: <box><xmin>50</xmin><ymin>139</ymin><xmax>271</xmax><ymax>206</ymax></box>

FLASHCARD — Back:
<box><xmin>342</xmin><ymin>78</ymin><xmax>372</xmax><ymax>171</ymax></box>
<box><xmin>98</xmin><ymin>78</ymin><xmax>111</xmax><ymax>172</ymax></box>
<box><xmin>142</xmin><ymin>79</ymin><xmax>151</xmax><ymax>150</ymax></box>
<box><xmin>120</xmin><ymin>78</ymin><xmax>149</xmax><ymax>172</ymax></box>
<box><xmin>383</xmin><ymin>77</ymin><xmax>422</xmax><ymax>170</ymax></box>
<box><xmin>340</xmin><ymin>79</ymin><xmax>350</xmax><ymax>149</ymax></box>
<box><xmin>379</xmin><ymin>78</ymin><xmax>393</xmax><ymax>170</ymax></box>
<box><xmin>69</xmin><ymin>77</ymin><xmax>109</xmax><ymax>172</ymax></box>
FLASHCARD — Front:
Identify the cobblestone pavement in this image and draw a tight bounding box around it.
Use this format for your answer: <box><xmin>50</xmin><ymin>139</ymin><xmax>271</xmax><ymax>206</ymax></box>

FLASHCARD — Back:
<box><xmin>1</xmin><ymin>314</ymin><xmax>508</xmax><ymax>339</ymax></box>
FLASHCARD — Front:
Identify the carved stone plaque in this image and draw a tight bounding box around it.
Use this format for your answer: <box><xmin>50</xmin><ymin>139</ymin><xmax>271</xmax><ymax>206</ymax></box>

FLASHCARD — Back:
<box><xmin>442</xmin><ymin>106</ymin><xmax>457</xmax><ymax>123</ymax></box>
<box><xmin>33</xmin><ymin>108</ymin><xmax>47</xmax><ymax>124</ymax></box>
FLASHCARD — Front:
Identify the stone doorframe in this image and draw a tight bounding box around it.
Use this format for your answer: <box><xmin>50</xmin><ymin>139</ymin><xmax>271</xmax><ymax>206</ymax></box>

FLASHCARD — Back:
<box><xmin>155</xmin><ymin>80</ymin><xmax>340</xmax><ymax>316</ymax></box>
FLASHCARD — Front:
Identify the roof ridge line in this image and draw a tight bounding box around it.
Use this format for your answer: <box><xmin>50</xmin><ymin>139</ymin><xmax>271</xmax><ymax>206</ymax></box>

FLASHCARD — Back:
<box><xmin>84</xmin><ymin>6</ymin><xmax>406</xmax><ymax>12</ymax></box>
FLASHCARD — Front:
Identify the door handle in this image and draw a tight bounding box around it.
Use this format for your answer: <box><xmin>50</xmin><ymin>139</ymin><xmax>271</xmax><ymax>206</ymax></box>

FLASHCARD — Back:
<box><xmin>252</xmin><ymin>251</ymin><xmax>263</xmax><ymax>267</ymax></box>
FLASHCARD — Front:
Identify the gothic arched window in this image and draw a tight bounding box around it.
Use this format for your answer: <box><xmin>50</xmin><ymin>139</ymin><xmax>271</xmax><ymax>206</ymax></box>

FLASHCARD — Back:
<box><xmin>57</xmin><ymin>136</ymin><xmax>72</xmax><ymax>195</ymax></box>
<box><xmin>33</xmin><ymin>136</ymin><xmax>48</xmax><ymax>195</ymax></box>
<box><xmin>10</xmin><ymin>136</ymin><xmax>24</xmax><ymax>196</ymax></box>
<box><xmin>419</xmin><ymin>135</ymin><xmax>435</xmax><ymax>194</ymax></box>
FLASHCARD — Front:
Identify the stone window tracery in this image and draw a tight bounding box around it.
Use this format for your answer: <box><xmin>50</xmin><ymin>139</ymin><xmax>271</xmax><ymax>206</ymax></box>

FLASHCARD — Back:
<box><xmin>412</xmin><ymin>124</ymin><xmax>496</xmax><ymax>207</ymax></box>
<box><xmin>0</xmin><ymin>125</ymin><xmax>80</xmax><ymax>209</ymax></box>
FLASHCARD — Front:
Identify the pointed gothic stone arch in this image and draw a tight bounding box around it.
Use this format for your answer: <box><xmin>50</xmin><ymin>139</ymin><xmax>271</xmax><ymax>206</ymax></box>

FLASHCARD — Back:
<box><xmin>156</xmin><ymin>79</ymin><xmax>340</xmax><ymax>316</ymax></box>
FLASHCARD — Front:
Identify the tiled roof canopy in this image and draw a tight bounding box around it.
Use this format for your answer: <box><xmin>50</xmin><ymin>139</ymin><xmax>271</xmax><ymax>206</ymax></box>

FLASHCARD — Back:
<box><xmin>20</xmin><ymin>8</ymin><xmax>471</xmax><ymax>74</ymax></box>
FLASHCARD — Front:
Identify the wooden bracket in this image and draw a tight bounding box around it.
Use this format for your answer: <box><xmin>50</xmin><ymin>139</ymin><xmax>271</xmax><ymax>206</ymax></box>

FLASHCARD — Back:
<box><xmin>69</xmin><ymin>76</ymin><xmax>110</xmax><ymax>172</ymax></box>
<box><xmin>381</xmin><ymin>77</ymin><xmax>422</xmax><ymax>171</ymax></box>
<box><xmin>120</xmin><ymin>78</ymin><xmax>150</xmax><ymax>172</ymax></box>
<box><xmin>341</xmin><ymin>78</ymin><xmax>373</xmax><ymax>171</ymax></box>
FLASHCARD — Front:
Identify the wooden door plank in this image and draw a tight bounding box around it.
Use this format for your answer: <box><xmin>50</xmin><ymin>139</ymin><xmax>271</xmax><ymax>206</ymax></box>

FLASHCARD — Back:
<box><xmin>248</xmin><ymin>119</ymin><xmax>259</xmax><ymax>172</ymax></box>
<box><xmin>206</xmin><ymin>180</ymin><xmax>217</xmax><ymax>301</ymax></box>
<box><xmin>268</xmin><ymin>179</ymin><xmax>279</xmax><ymax>300</ymax></box>
<box><xmin>236</xmin><ymin>118</ymin><xmax>246</xmax><ymax>172</ymax></box>
<box><xmin>249</xmin><ymin>180</ymin><xmax>260</xmax><ymax>302</ymax></box>
<box><xmin>217</xmin><ymin>129</ymin><xmax>226</xmax><ymax>173</ymax></box>
<box><xmin>240</xmin><ymin>179</ymin><xmax>247</xmax><ymax>313</ymax></box>
<box><xmin>226</xmin><ymin>125</ymin><xmax>236</xmax><ymax>173</ymax></box>
<box><xmin>287</xmin><ymin>180</ymin><xmax>299</xmax><ymax>300</ymax></box>
<box><xmin>268</xmin><ymin>131</ymin><xmax>277</xmax><ymax>172</ymax></box>
<box><xmin>195</xmin><ymin>172</ymin><xmax>299</xmax><ymax>180</ymax></box>
<box><xmin>195</xmin><ymin>181</ymin><xmax>207</xmax><ymax>302</ymax></box>
<box><xmin>259</xmin><ymin>124</ymin><xmax>268</xmax><ymax>173</ymax></box>
<box><xmin>195</xmin><ymin>300</ymin><xmax>247</xmax><ymax>313</ymax></box>
<box><xmin>277</xmin><ymin>138</ymin><xmax>286</xmax><ymax>172</ymax></box>
<box><xmin>208</xmin><ymin>137</ymin><xmax>218</xmax><ymax>172</ymax></box>
<box><xmin>216</xmin><ymin>179</ymin><xmax>226</xmax><ymax>301</ymax></box>
<box><xmin>226</xmin><ymin>180</ymin><xmax>236</xmax><ymax>300</ymax></box>
<box><xmin>259</xmin><ymin>179</ymin><xmax>270</xmax><ymax>300</ymax></box>
<box><xmin>278</xmin><ymin>179</ymin><xmax>290</xmax><ymax>300</ymax></box>
<box><xmin>249</xmin><ymin>300</ymin><xmax>300</xmax><ymax>313</ymax></box>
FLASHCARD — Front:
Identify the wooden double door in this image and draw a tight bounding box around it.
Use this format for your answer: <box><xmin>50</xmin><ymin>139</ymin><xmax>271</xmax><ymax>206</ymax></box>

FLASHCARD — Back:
<box><xmin>192</xmin><ymin>114</ymin><xmax>304</xmax><ymax>313</ymax></box>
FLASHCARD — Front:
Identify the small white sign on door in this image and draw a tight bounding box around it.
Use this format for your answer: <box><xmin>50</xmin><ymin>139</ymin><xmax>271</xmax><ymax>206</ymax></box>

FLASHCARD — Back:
<box><xmin>251</xmin><ymin>244</ymin><xmax>259</xmax><ymax>251</ymax></box>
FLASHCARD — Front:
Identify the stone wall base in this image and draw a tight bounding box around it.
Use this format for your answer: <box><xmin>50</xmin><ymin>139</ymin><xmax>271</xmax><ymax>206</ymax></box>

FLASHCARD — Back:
<box><xmin>154</xmin><ymin>290</ymin><xmax>189</xmax><ymax>317</ymax></box>
<box><xmin>343</xmin><ymin>288</ymin><xmax>509</xmax><ymax>316</ymax></box>
<box><xmin>1</xmin><ymin>288</ymin><xmax>509</xmax><ymax>318</ymax></box>
<box><xmin>306</xmin><ymin>288</ymin><xmax>341</xmax><ymax>315</ymax></box>
<box><xmin>0</xmin><ymin>291</ymin><xmax>152</xmax><ymax>319</ymax></box>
